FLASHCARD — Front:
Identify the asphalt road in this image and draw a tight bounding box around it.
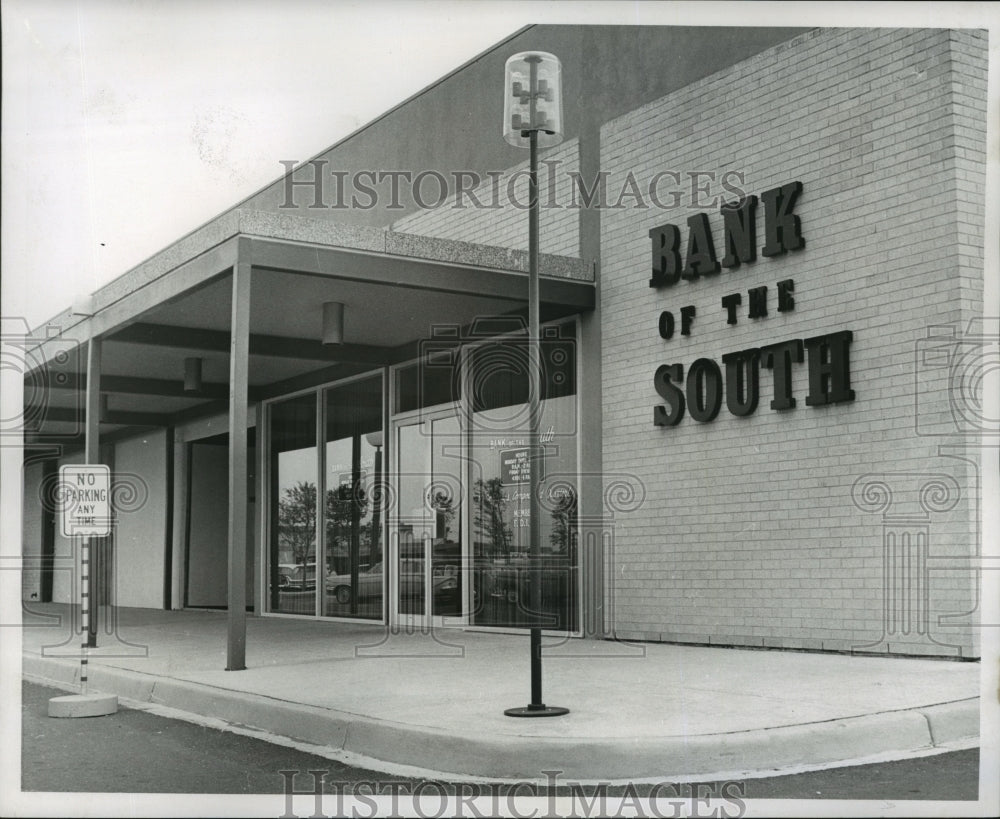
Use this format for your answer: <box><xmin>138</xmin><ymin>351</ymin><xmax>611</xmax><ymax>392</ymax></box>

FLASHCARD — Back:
<box><xmin>19</xmin><ymin>681</ymin><xmax>980</xmax><ymax>802</ymax></box>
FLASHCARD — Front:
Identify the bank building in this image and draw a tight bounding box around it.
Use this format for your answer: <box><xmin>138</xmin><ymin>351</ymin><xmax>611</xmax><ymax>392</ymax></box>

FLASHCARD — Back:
<box><xmin>19</xmin><ymin>24</ymin><xmax>989</xmax><ymax>668</ymax></box>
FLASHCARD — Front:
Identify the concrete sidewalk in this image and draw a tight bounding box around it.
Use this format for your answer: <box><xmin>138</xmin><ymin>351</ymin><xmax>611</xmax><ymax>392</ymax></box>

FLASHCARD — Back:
<box><xmin>20</xmin><ymin>604</ymin><xmax>980</xmax><ymax>781</ymax></box>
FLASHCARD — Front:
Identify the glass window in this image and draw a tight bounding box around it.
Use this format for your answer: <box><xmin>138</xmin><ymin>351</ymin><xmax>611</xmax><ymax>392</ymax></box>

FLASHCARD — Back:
<box><xmin>468</xmin><ymin>324</ymin><xmax>578</xmax><ymax>631</ymax></box>
<box><xmin>268</xmin><ymin>393</ymin><xmax>317</xmax><ymax>615</ymax></box>
<box><xmin>396</xmin><ymin>422</ymin><xmax>426</xmax><ymax>616</ymax></box>
<box><xmin>394</xmin><ymin>414</ymin><xmax>463</xmax><ymax>620</ymax></box>
<box><xmin>322</xmin><ymin>375</ymin><xmax>384</xmax><ymax>619</ymax></box>
<box><xmin>469</xmin><ymin>329</ymin><xmax>575</xmax><ymax>414</ymax></box>
<box><xmin>394</xmin><ymin>351</ymin><xmax>459</xmax><ymax>415</ymax></box>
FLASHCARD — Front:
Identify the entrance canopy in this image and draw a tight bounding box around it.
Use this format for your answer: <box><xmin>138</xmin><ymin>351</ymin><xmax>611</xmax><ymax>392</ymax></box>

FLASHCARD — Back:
<box><xmin>21</xmin><ymin>209</ymin><xmax>594</xmax><ymax>671</ymax></box>
<box><xmin>23</xmin><ymin>210</ymin><xmax>594</xmax><ymax>447</ymax></box>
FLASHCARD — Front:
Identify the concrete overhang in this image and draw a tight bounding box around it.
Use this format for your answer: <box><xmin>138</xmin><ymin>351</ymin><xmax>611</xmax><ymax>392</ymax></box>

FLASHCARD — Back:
<box><xmin>21</xmin><ymin>210</ymin><xmax>594</xmax><ymax>446</ymax></box>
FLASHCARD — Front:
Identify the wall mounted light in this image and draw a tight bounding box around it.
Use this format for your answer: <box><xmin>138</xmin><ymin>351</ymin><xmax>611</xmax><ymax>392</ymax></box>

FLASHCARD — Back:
<box><xmin>322</xmin><ymin>301</ymin><xmax>345</xmax><ymax>346</ymax></box>
<box><xmin>183</xmin><ymin>357</ymin><xmax>203</xmax><ymax>392</ymax></box>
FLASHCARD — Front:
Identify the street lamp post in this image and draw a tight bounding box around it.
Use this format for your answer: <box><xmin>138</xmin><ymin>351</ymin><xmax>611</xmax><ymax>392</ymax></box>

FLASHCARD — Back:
<box><xmin>502</xmin><ymin>51</ymin><xmax>569</xmax><ymax>718</ymax></box>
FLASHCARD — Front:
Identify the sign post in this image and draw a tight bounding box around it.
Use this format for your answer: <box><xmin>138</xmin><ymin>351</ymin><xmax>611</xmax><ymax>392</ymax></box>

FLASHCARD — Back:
<box><xmin>48</xmin><ymin>464</ymin><xmax>118</xmax><ymax>718</ymax></box>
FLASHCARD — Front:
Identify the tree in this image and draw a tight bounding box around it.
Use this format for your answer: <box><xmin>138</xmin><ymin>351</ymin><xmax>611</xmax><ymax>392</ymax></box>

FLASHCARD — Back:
<box><xmin>473</xmin><ymin>477</ymin><xmax>512</xmax><ymax>562</ymax></box>
<box><xmin>326</xmin><ymin>479</ymin><xmax>373</xmax><ymax>572</ymax></box>
<box><xmin>549</xmin><ymin>486</ymin><xmax>578</xmax><ymax>555</ymax></box>
<box><xmin>278</xmin><ymin>481</ymin><xmax>316</xmax><ymax>569</ymax></box>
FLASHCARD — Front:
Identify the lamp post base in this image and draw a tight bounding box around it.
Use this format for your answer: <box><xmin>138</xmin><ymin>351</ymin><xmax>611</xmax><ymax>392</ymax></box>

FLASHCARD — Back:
<box><xmin>504</xmin><ymin>704</ymin><xmax>570</xmax><ymax>718</ymax></box>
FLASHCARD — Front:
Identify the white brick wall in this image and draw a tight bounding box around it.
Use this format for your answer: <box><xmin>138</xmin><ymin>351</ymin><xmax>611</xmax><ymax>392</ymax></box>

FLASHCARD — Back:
<box><xmin>600</xmin><ymin>28</ymin><xmax>986</xmax><ymax>656</ymax></box>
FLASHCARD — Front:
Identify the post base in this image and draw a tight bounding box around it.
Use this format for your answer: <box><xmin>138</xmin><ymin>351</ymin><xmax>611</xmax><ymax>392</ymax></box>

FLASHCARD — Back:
<box><xmin>48</xmin><ymin>694</ymin><xmax>118</xmax><ymax>718</ymax></box>
<box><xmin>504</xmin><ymin>704</ymin><xmax>570</xmax><ymax>718</ymax></box>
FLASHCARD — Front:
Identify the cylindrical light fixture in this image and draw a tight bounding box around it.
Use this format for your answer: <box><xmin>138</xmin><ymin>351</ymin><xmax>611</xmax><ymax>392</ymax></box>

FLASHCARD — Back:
<box><xmin>99</xmin><ymin>394</ymin><xmax>110</xmax><ymax>423</ymax></box>
<box><xmin>322</xmin><ymin>301</ymin><xmax>345</xmax><ymax>345</ymax></box>
<box><xmin>183</xmin><ymin>357</ymin><xmax>203</xmax><ymax>392</ymax></box>
<box><xmin>503</xmin><ymin>51</ymin><xmax>564</xmax><ymax>148</ymax></box>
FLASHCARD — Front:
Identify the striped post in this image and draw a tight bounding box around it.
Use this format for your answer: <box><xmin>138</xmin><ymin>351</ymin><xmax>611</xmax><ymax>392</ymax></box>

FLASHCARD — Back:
<box><xmin>80</xmin><ymin>536</ymin><xmax>89</xmax><ymax>694</ymax></box>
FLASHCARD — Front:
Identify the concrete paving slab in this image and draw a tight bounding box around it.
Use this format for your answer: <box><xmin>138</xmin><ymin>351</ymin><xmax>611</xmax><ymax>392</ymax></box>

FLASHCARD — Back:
<box><xmin>21</xmin><ymin>604</ymin><xmax>980</xmax><ymax>781</ymax></box>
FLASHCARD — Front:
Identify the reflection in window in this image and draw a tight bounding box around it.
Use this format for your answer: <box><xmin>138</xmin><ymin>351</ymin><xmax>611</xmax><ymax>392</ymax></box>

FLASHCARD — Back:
<box><xmin>268</xmin><ymin>393</ymin><xmax>317</xmax><ymax>615</ymax></box>
<box><xmin>468</xmin><ymin>324</ymin><xmax>578</xmax><ymax>631</ymax></box>
<box><xmin>396</xmin><ymin>423</ymin><xmax>426</xmax><ymax>616</ymax></box>
<box><xmin>323</xmin><ymin>375</ymin><xmax>384</xmax><ymax>619</ymax></box>
<box><xmin>395</xmin><ymin>415</ymin><xmax>463</xmax><ymax>619</ymax></box>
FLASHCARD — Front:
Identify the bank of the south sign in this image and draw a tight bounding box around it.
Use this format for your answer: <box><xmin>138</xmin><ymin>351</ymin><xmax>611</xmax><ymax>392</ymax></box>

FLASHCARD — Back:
<box><xmin>649</xmin><ymin>181</ymin><xmax>856</xmax><ymax>426</ymax></box>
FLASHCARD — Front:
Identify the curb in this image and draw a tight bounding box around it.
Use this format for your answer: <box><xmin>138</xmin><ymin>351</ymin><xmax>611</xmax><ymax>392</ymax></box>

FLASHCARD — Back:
<box><xmin>23</xmin><ymin>654</ymin><xmax>980</xmax><ymax>780</ymax></box>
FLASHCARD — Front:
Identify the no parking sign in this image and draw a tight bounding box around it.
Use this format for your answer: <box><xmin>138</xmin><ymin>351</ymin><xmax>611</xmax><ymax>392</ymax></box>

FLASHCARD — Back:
<box><xmin>58</xmin><ymin>464</ymin><xmax>111</xmax><ymax>537</ymax></box>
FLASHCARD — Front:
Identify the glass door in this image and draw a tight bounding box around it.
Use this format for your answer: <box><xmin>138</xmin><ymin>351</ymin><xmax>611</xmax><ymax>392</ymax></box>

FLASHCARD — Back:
<box><xmin>393</xmin><ymin>410</ymin><xmax>465</xmax><ymax>628</ymax></box>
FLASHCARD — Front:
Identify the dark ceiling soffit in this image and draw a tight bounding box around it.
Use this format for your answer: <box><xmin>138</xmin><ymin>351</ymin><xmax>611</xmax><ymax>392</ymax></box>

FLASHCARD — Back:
<box><xmin>167</xmin><ymin>399</ymin><xmax>232</xmax><ymax>427</ymax></box>
<box><xmin>35</xmin><ymin>372</ymin><xmax>240</xmax><ymax>401</ymax></box>
<box><xmin>39</xmin><ymin>407</ymin><xmax>172</xmax><ymax>427</ymax></box>
<box><xmin>22</xmin><ymin>437</ymin><xmax>81</xmax><ymax>454</ymax></box>
<box><xmin>254</xmin><ymin>303</ymin><xmax>583</xmax><ymax>401</ymax></box>
<box><xmin>24</xmin><ymin>424</ymin><xmax>166</xmax><ymax>452</ymax></box>
<box><xmin>246</xmin><ymin>238</ymin><xmax>595</xmax><ymax>308</ymax></box>
<box><xmin>26</xmin><ymin>399</ymin><xmax>249</xmax><ymax>438</ymax></box>
<box><xmin>108</xmin><ymin>323</ymin><xmax>395</xmax><ymax>365</ymax></box>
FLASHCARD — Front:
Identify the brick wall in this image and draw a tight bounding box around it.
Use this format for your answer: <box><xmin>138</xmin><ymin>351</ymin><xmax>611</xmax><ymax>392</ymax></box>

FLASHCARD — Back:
<box><xmin>391</xmin><ymin>139</ymin><xmax>581</xmax><ymax>257</ymax></box>
<box><xmin>599</xmin><ymin>28</ymin><xmax>987</xmax><ymax>657</ymax></box>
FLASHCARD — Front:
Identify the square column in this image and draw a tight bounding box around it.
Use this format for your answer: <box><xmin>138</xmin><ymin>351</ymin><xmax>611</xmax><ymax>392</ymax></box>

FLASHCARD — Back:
<box><xmin>85</xmin><ymin>337</ymin><xmax>101</xmax><ymax>647</ymax></box>
<box><xmin>226</xmin><ymin>260</ymin><xmax>251</xmax><ymax>671</ymax></box>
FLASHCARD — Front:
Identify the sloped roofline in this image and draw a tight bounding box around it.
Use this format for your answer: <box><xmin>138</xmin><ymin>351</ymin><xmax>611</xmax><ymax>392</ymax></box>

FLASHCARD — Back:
<box><xmin>36</xmin><ymin>24</ymin><xmax>536</xmax><ymax>333</ymax></box>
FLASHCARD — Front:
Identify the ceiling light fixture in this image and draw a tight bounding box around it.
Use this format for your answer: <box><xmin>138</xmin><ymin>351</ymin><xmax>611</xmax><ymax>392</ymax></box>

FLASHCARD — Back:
<box><xmin>322</xmin><ymin>301</ymin><xmax>345</xmax><ymax>345</ymax></box>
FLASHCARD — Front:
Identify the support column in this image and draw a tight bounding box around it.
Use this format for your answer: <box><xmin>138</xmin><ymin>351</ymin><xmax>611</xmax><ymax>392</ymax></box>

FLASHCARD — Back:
<box><xmin>85</xmin><ymin>338</ymin><xmax>101</xmax><ymax>647</ymax></box>
<box><xmin>226</xmin><ymin>260</ymin><xmax>251</xmax><ymax>671</ymax></box>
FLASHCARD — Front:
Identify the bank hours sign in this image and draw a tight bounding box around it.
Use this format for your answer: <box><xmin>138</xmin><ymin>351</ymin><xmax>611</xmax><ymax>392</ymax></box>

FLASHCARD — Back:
<box><xmin>58</xmin><ymin>465</ymin><xmax>112</xmax><ymax>537</ymax></box>
<box><xmin>500</xmin><ymin>448</ymin><xmax>530</xmax><ymax>485</ymax></box>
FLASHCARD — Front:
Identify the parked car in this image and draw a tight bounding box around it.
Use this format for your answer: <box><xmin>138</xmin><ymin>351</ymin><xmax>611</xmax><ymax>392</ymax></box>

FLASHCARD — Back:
<box><xmin>277</xmin><ymin>562</ymin><xmax>316</xmax><ymax>591</ymax></box>
<box><xmin>325</xmin><ymin>559</ymin><xmax>459</xmax><ymax>605</ymax></box>
<box><xmin>326</xmin><ymin>562</ymin><xmax>385</xmax><ymax>604</ymax></box>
